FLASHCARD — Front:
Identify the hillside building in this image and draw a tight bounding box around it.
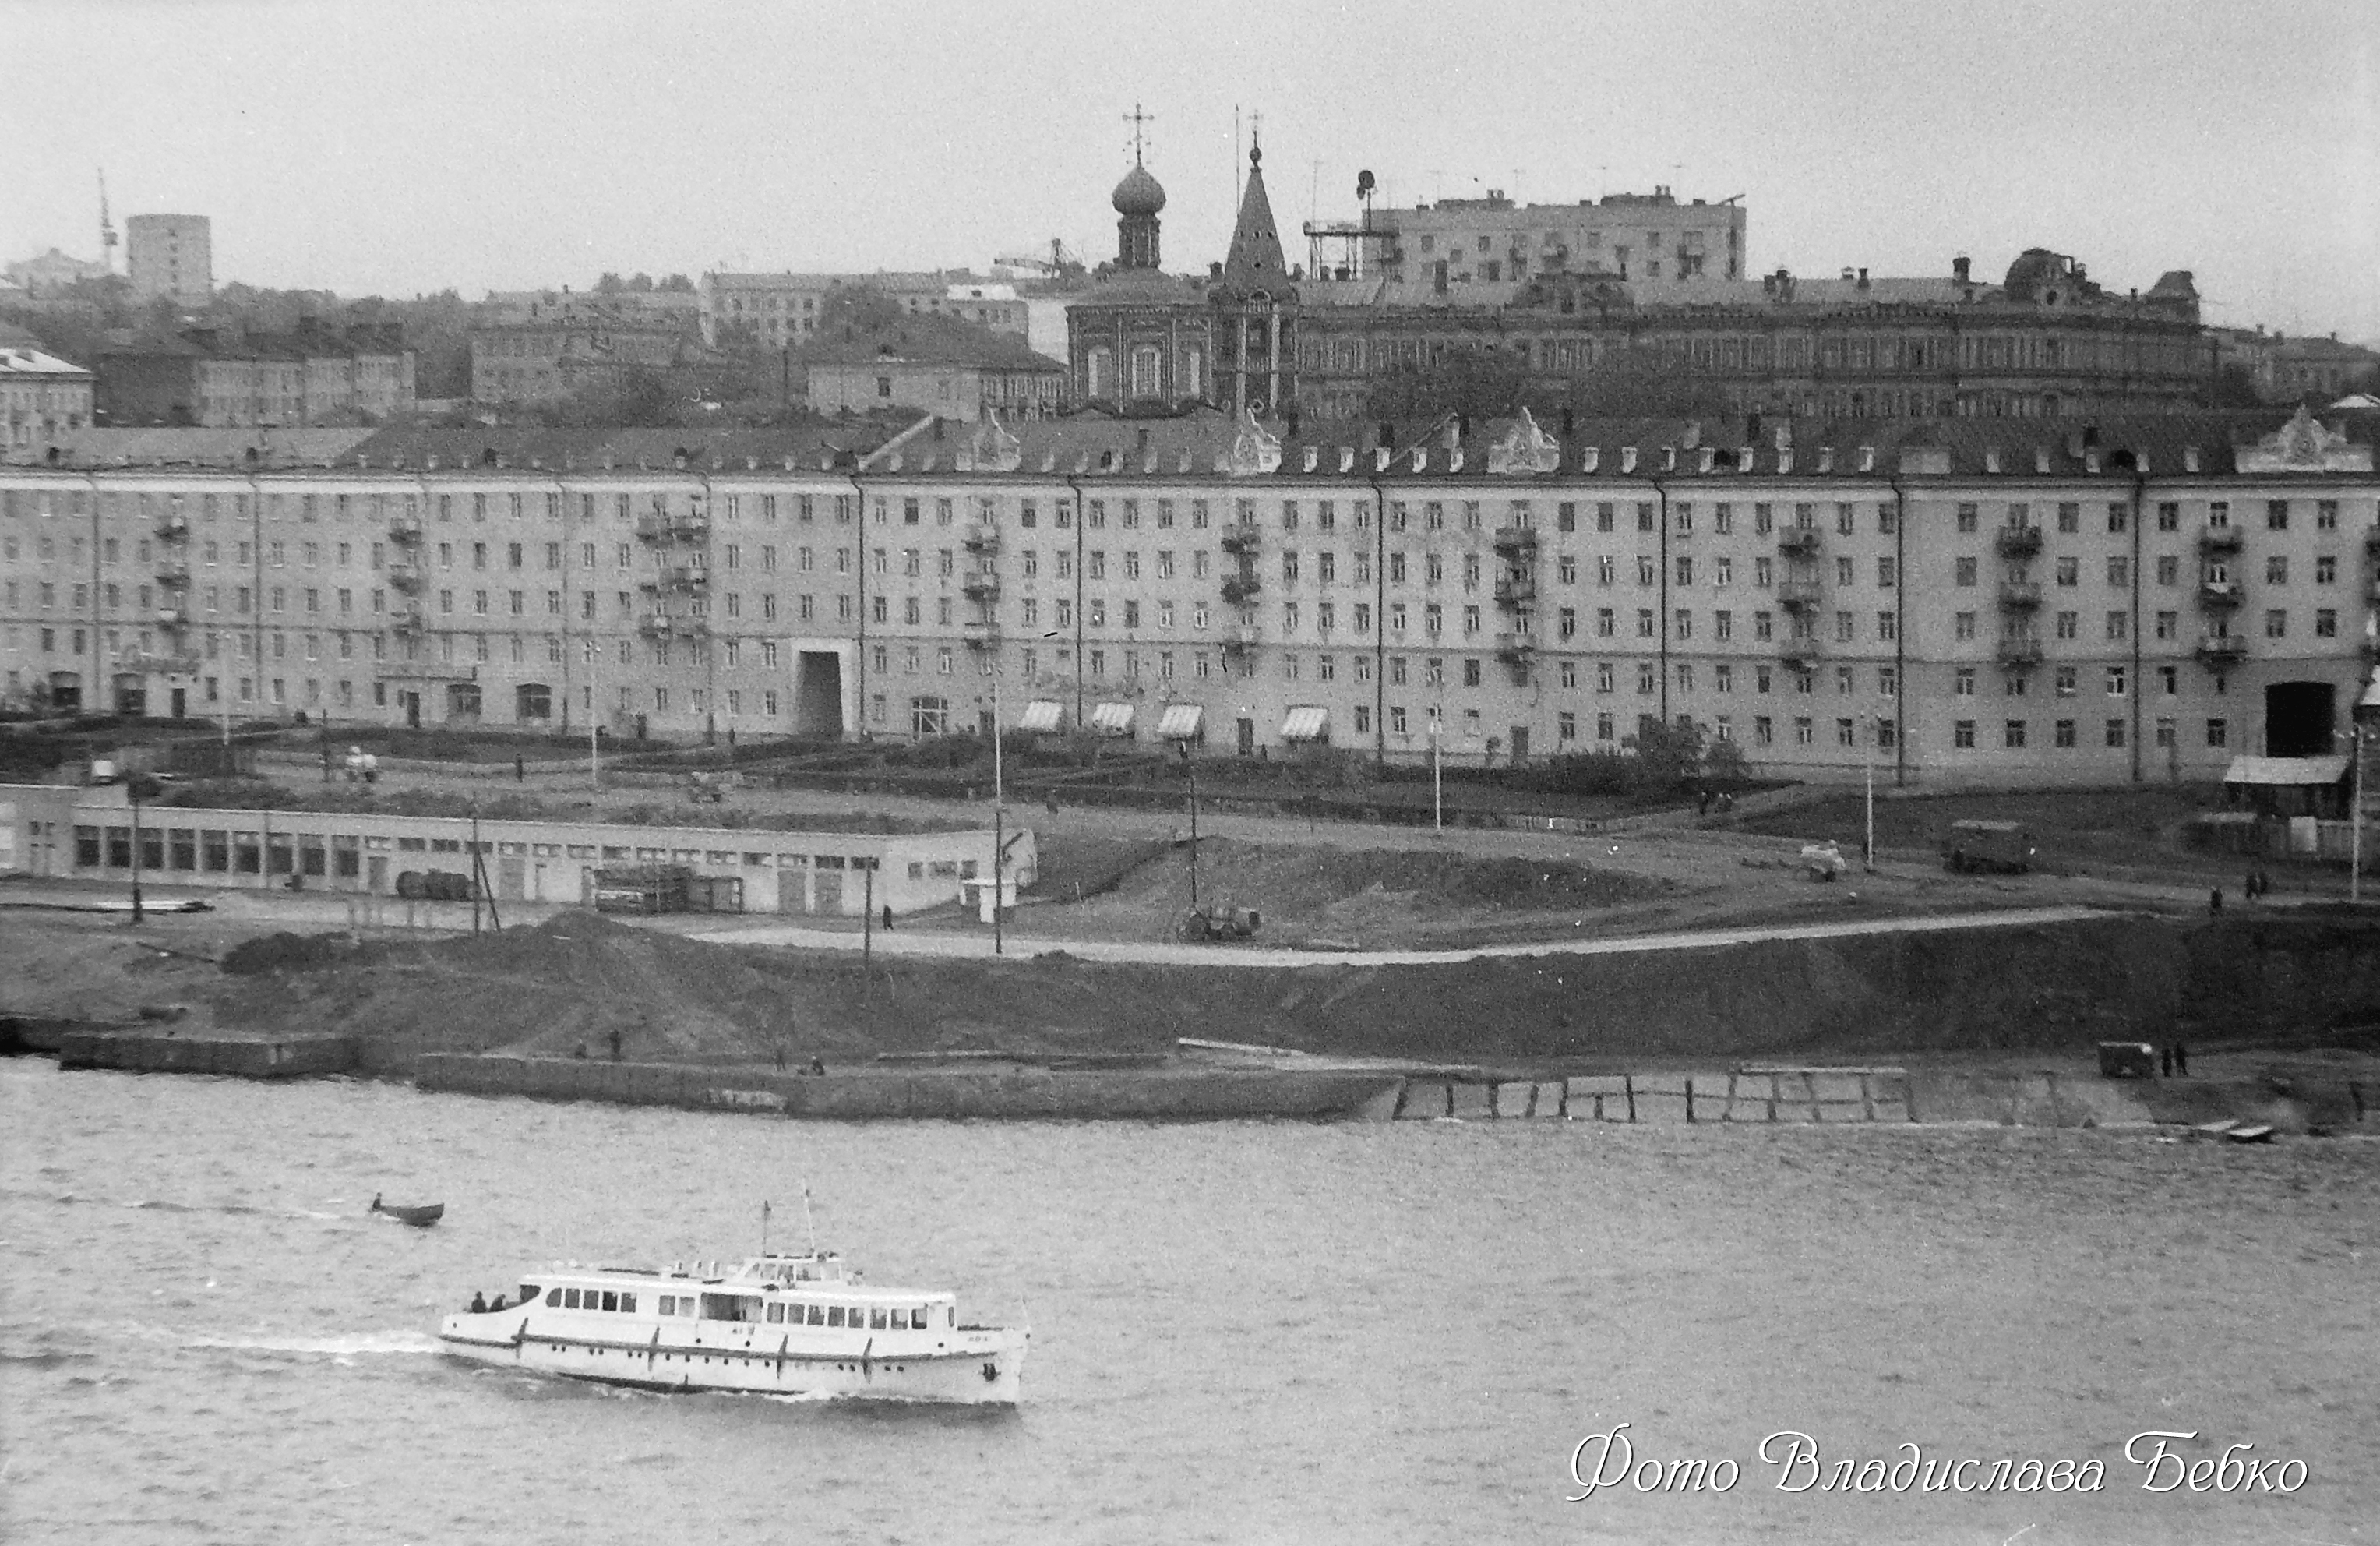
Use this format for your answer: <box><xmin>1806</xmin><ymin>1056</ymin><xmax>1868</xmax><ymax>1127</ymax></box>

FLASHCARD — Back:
<box><xmin>97</xmin><ymin>323</ymin><xmax>415</xmax><ymax>428</ymax></box>
<box><xmin>2</xmin><ymin>345</ymin><xmax>96</xmax><ymax>447</ymax></box>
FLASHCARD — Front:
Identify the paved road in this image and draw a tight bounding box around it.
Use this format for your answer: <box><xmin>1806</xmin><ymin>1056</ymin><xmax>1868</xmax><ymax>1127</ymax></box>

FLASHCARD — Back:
<box><xmin>689</xmin><ymin>902</ymin><xmax>2119</xmax><ymax>968</ymax></box>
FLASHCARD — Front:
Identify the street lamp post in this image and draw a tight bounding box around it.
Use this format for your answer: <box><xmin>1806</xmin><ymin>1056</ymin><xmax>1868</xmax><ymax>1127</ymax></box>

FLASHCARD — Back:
<box><xmin>1178</xmin><ymin>739</ymin><xmax>1201</xmax><ymax>916</ymax></box>
<box><xmin>991</xmin><ymin>670</ymin><xmax>1004</xmax><ymax>956</ymax></box>
<box><xmin>127</xmin><ymin>775</ymin><xmax>145</xmax><ymax>924</ymax></box>
<box><xmin>2351</xmin><ymin>670</ymin><xmax>2380</xmax><ymax>904</ymax></box>
<box><xmin>1864</xmin><ymin>713</ymin><xmax>1877</xmax><ymax>874</ymax></box>
<box><xmin>1430</xmin><ymin>711</ymin><xmax>1444</xmax><ymax>835</ymax></box>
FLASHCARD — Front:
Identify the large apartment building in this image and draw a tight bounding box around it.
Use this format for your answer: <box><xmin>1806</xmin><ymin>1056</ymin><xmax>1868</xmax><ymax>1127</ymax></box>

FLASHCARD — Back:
<box><xmin>125</xmin><ymin>214</ymin><xmax>213</xmax><ymax>305</ymax></box>
<box><xmin>98</xmin><ymin>323</ymin><xmax>416</xmax><ymax>427</ymax></box>
<box><xmin>2</xmin><ymin>345</ymin><xmax>95</xmax><ymax>447</ymax></box>
<box><xmin>1306</xmin><ymin>185</ymin><xmax>1748</xmax><ymax>288</ymax></box>
<box><xmin>700</xmin><ymin>272</ymin><xmax>1031</xmax><ymax>353</ymax></box>
<box><xmin>1</xmin><ymin>408</ymin><xmax>2372</xmax><ymax>786</ymax></box>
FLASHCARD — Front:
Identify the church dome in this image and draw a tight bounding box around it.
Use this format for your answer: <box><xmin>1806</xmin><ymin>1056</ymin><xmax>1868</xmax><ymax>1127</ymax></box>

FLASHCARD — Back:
<box><xmin>1112</xmin><ymin>163</ymin><xmax>1167</xmax><ymax>217</ymax></box>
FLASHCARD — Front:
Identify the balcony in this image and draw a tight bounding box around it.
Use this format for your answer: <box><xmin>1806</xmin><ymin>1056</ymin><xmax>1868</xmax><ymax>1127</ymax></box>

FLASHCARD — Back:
<box><xmin>154</xmin><ymin>605</ymin><xmax>189</xmax><ymax>629</ymax></box>
<box><xmin>153</xmin><ymin>514</ymin><xmax>190</xmax><ymax>543</ymax></box>
<box><xmin>1777</xmin><ymin>580</ymin><xmax>1825</xmax><ymax>609</ymax></box>
<box><xmin>637</xmin><ymin>616</ymin><xmax>675</xmax><ymax>639</ymax></box>
<box><xmin>155</xmin><ymin>563</ymin><xmax>192</xmax><ymax>591</ymax></box>
<box><xmin>961</xmin><ymin>620</ymin><xmax>999</xmax><ymax>651</ymax></box>
<box><xmin>1219</xmin><ymin>528</ymin><xmax>1261</xmax><ymax>556</ymax></box>
<box><xmin>388</xmin><ymin>515</ymin><xmax>423</xmax><ymax>545</ymax></box>
<box><xmin>2195</xmin><ymin>634</ymin><xmax>2248</xmax><ymax>667</ymax></box>
<box><xmin>635</xmin><ymin>513</ymin><xmax>710</xmax><ymax>544</ymax></box>
<box><xmin>961</xmin><ymin>576</ymin><xmax>1002</xmax><ymax>603</ymax></box>
<box><xmin>640</xmin><ymin>565</ymin><xmax>708</xmax><ymax>592</ymax></box>
<box><xmin>1491</xmin><ymin>527</ymin><xmax>1539</xmax><ymax>557</ymax></box>
<box><xmin>1997</xmin><ymin>580</ymin><xmax>2041</xmax><ymax>610</ymax></box>
<box><xmin>1777</xmin><ymin>528</ymin><xmax>1822</xmax><ymax>557</ymax></box>
<box><xmin>1223</xmin><ymin>624</ymin><xmax>1261</xmax><ymax>651</ymax></box>
<box><xmin>1996</xmin><ymin>637</ymin><xmax>2044</xmax><ymax>667</ymax></box>
<box><xmin>1221</xmin><ymin>576</ymin><xmax>1262</xmax><ymax>606</ymax></box>
<box><xmin>1777</xmin><ymin>636</ymin><xmax>1824</xmax><ymax>668</ymax></box>
<box><xmin>386</xmin><ymin>563</ymin><xmax>425</xmax><ymax>594</ymax></box>
<box><xmin>1492</xmin><ymin>577</ymin><xmax>1535</xmax><ymax>606</ymax></box>
<box><xmin>391</xmin><ymin>608</ymin><xmax>426</xmax><ymax>635</ymax></box>
<box><xmin>2198</xmin><ymin>524</ymin><xmax>2243</xmax><ymax>554</ymax></box>
<box><xmin>2196</xmin><ymin>580</ymin><xmax>2243</xmax><ymax>610</ymax></box>
<box><xmin>963</xmin><ymin>528</ymin><xmax>1002</xmax><ymax>556</ymax></box>
<box><xmin>124</xmin><ymin>650</ymin><xmax>202</xmax><ymax>676</ymax></box>
<box><xmin>1993</xmin><ymin>525</ymin><xmax>2043</xmax><ymax>559</ymax></box>
<box><xmin>1494</xmin><ymin>630</ymin><xmax>1538</xmax><ymax>662</ymax></box>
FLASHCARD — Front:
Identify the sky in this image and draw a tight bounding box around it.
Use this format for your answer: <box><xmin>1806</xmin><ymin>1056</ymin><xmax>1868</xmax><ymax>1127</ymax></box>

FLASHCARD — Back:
<box><xmin>3</xmin><ymin>0</ymin><xmax>2375</xmax><ymax>342</ymax></box>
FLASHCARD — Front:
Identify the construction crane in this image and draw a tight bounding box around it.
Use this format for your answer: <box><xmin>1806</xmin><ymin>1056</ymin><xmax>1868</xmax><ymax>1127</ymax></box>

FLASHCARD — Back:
<box><xmin>98</xmin><ymin>169</ymin><xmax>118</xmax><ymax>272</ymax></box>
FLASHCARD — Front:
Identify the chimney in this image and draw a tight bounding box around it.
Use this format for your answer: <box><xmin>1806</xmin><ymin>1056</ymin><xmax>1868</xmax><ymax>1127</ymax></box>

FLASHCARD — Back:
<box><xmin>1856</xmin><ymin>267</ymin><xmax>1870</xmax><ymax>291</ymax></box>
<box><xmin>1952</xmin><ymin>255</ymin><xmax>1970</xmax><ymax>283</ymax></box>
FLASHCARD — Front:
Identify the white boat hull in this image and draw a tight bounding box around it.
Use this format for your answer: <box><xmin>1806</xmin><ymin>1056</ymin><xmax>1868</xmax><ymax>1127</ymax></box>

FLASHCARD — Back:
<box><xmin>438</xmin><ymin>1308</ymin><xmax>1027</xmax><ymax>1405</ymax></box>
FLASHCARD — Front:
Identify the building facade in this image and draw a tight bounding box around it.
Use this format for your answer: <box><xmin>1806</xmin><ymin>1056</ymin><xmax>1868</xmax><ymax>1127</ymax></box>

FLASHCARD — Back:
<box><xmin>99</xmin><ymin>324</ymin><xmax>416</xmax><ymax>427</ymax></box>
<box><xmin>1</xmin><ymin>410</ymin><xmax>2373</xmax><ymax>788</ymax></box>
<box><xmin>125</xmin><ymin>215</ymin><xmax>213</xmax><ymax>305</ymax></box>
<box><xmin>468</xmin><ymin>319</ymin><xmax>687</xmax><ymax>404</ymax></box>
<box><xmin>1304</xmin><ymin>185</ymin><xmax>1748</xmax><ymax>288</ymax></box>
<box><xmin>1289</xmin><ymin>252</ymin><xmax>2209</xmax><ymax>422</ymax></box>
<box><xmin>2</xmin><ymin>346</ymin><xmax>96</xmax><ymax>447</ymax></box>
<box><xmin>699</xmin><ymin>272</ymin><xmax>1031</xmax><ymax>352</ymax></box>
<box><xmin>805</xmin><ymin>351</ymin><xmax>1067</xmax><ymax>420</ymax></box>
<box><xmin>3</xmin><ymin>248</ymin><xmax>111</xmax><ymax>297</ymax></box>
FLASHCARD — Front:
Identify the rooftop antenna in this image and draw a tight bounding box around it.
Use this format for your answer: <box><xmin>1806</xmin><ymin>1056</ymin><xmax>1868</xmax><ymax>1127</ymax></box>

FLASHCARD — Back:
<box><xmin>98</xmin><ymin>169</ymin><xmax>118</xmax><ymax>274</ymax></box>
<box><xmin>1234</xmin><ymin>105</ymin><xmax>1242</xmax><ymax>206</ymax></box>
<box><xmin>1310</xmin><ymin>157</ymin><xmax>1323</xmax><ymax>225</ymax></box>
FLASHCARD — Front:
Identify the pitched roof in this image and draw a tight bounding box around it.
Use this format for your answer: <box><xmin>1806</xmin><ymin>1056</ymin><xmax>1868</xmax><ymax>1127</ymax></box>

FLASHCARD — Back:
<box><xmin>1219</xmin><ymin>145</ymin><xmax>1292</xmax><ymax>299</ymax></box>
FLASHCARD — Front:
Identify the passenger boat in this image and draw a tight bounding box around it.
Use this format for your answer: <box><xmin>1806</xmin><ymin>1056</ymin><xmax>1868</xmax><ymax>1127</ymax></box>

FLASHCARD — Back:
<box><xmin>437</xmin><ymin>1248</ymin><xmax>1026</xmax><ymax>1404</ymax></box>
<box><xmin>369</xmin><ymin>1196</ymin><xmax>444</xmax><ymax>1227</ymax></box>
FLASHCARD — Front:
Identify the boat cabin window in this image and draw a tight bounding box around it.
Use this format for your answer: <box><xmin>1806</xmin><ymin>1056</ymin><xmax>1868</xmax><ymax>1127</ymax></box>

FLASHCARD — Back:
<box><xmin>699</xmin><ymin>1293</ymin><xmax>760</xmax><ymax>1322</ymax></box>
<box><xmin>564</xmin><ymin>1288</ymin><xmax>580</xmax><ymax>1309</ymax></box>
<box><xmin>869</xmin><ymin>1308</ymin><xmax>887</xmax><ymax>1330</ymax></box>
<box><xmin>765</xmin><ymin>1302</ymin><xmax>782</xmax><ymax>1324</ymax></box>
<box><xmin>827</xmin><ymin>1306</ymin><xmax>845</xmax><ymax>1327</ymax></box>
<box><xmin>517</xmin><ymin>1283</ymin><xmax>541</xmax><ymax>1304</ymax></box>
<box><xmin>545</xmin><ymin>1287</ymin><xmax>563</xmax><ymax>1307</ymax></box>
<box><xmin>806</xmin><ymin>1304</ymin><xmax>823</xmax><ymax>1325</ymax></box>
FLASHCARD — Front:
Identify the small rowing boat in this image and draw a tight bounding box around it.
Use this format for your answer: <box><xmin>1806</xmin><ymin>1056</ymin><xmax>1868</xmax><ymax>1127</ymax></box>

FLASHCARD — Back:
<box><xmin>2223</xmin><ymin>1124</ymin><xmax>2276</xmax><ymax>1145</ymax></box>
<box><xmin>370</xmin><ymin>1194</ymin><xmax>445</xmax><ymax>1227</ymax></box>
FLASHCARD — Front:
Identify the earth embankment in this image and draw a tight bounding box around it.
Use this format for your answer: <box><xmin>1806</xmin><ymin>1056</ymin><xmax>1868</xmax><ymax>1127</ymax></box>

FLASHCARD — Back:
<box><xmin>189</xmin><ymin>909</ymin><xmax>2380</xmax><ymax>1073</ymax></box>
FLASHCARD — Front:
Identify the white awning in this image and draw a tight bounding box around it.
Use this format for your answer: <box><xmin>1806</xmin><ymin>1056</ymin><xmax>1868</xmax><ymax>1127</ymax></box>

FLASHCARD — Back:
<box><xmin>1156</xmin><ymin>704</ymin><xmax>1204</xmax><ymax>740</ymax></box>
<box><xmin>1017</xmin><ymin>699</ymin><xmax>1063</xmax><ymax>733</ymax></box>
<box><xmin>1282</xmin><ymin>705</ymin><xmax>1329</xmax><ymax>743</ymax></box>
<box><xmin>2222</xmin><ymin>754</ymin><xmax>2350</xmax><ymax>786</ymax></box>
<box><xmin>1089</xmin><ymin>701</ymin><xmax>1135</xmax><ymax>736</ymax></box>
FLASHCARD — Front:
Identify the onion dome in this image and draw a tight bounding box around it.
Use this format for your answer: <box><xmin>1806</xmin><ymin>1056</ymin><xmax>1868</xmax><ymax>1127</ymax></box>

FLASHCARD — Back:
<box><xmin>1112</xmin><ymin>163</ymin><xmax>1167</xmax><ymax>217</ymax></box>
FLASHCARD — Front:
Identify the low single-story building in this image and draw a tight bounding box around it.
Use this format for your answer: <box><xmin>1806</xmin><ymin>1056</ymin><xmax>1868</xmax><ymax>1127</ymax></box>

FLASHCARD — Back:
<box><xmin>0</xmin><ymin>782</ymin><xmax>1031</xmax><ymax>916</ymax></box>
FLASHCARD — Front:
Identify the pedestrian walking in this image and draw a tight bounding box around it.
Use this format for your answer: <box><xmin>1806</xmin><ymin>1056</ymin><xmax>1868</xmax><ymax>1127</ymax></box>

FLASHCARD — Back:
<box><xmin>2160</xmin><ymin>1044</ymin><xmax>2174</xmax><ymax>1077</ymax></box>
<box><xmin>881</xmin><ymin>903</ymin><xmax>894</xmax><ymax>932</ymax></box>
<box><xmin>515</xmin><ymin>754</ymin><xmax>526</xmax><ymax>783</ymax></box>
<box><xmin>2209</xmin><ymin>887</ymin><xmax>2223</xmax><ymax>916</ymax></box>
<box><xmin>2174</xmin><ymin>1042</ymin><xmax>2189</xmax><ymax>1077</ymax></box>
<box><xmin>1698</xmin><ymin>789</ymin><xmax>1712</xmax><ymax>817</ymax></box>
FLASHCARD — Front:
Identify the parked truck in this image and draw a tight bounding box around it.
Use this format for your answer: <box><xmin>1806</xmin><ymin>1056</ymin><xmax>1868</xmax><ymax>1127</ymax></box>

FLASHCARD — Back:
<box><xmin>1941</xmin><ymin>819</ymin><xmax>2036</xmax><ymax>874</ymax></box>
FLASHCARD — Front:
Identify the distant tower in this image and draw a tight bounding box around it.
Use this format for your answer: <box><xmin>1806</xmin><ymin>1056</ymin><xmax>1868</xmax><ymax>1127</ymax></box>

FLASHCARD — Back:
<box><xmin>126</xmin><ymin>214</ymin><xmax>213</xmax><ymax>304</ymax></box>
<box><xmin>97</xmin><ymin>171</ymin><xmax>118</xmax><ymax>274</ymax></box>
<box><xmin>1111</xmin><ymin>104</ymin><xmax>1165</xmax><ymax>270</ymax></box>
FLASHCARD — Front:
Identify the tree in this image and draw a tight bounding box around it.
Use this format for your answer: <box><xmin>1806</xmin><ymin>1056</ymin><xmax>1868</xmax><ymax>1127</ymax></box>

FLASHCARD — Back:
<box><xmin>2205</xmin><ymin>362</ymin><xmax>2264</xmax><ymax>409</ymax></box>
<box><xmin>1364</xmin><ymin>345</ymin><xmax>1532</xmax><ymax>422</ymax></box>
<box><xmin>594</xmin><ymin>273</ymin><xmax>625</xmax><ymax>294</ymax></box>
<box><xmin>1620</xmin><ymin>716</ymin><xmax>1707</xmax><ymax>785</ymax></box>
<box><xmin>1562</xmin><ymin>348</ymin><xmax>1738</xmax><ymax>418</ymax></box>
<box><xmin>660</xmin><ymin>274</ymin><xmax>695</xmax><ymax>293</ymax></box>
<box><xmin>627</xmin><ymin>273</ymin><xmax>654</xmax><ymax>292</ymax></box>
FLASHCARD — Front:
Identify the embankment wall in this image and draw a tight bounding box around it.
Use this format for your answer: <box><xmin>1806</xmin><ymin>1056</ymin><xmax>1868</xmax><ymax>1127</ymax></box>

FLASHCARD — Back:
<box><xmin>56</xmin><ymin>1029</ymin><xmax>359</xmax><ymax>1077</ymax></box>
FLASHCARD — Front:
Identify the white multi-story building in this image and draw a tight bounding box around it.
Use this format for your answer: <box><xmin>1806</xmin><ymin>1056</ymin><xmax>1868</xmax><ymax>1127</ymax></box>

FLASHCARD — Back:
<box><xmin>1</xmin><ymin>409</ymin><xmax>2372</xmax><ymax>788</ymax></box>
<box><xmin>1</xmin><ymin>346</ymin><xmax>95</xmax><ymax>448</ymax></box>
<box><xmin>125</xmin><ymin>214</ymin><xmax>213</xmax><ymax>305</ymax></box>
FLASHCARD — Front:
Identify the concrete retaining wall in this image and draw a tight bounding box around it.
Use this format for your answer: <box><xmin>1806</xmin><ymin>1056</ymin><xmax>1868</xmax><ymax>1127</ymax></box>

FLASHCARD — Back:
<box><xmin>57</xmin><ymin>1029</ymin><xmax>358</xmax><ymax>1077</ymax></box>
<box><xmin>413</xmin><ymin>1054</ymin><xmax>1405</xmax><ymax>1121</ymax></box>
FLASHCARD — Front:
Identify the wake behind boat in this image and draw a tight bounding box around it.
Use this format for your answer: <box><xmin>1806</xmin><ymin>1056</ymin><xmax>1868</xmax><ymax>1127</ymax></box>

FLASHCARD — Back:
<box><xmin>437</xmin><ymin>1248</ymin><xmax>1026</xmax><ymax>1404</ymax></box>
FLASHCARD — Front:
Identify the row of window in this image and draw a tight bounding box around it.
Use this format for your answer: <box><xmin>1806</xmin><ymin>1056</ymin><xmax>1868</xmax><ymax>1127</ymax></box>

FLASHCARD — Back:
<box><xmin>72</xmin><ymin>824</ymin><xmax>906</xmax><ymax>875</ymax></box>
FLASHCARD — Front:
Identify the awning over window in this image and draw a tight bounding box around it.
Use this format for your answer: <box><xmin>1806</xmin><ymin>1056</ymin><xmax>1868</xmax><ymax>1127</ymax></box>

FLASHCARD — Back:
<box><xmin>1282</xmin><ymin>706</ymin><xmax>1329</xmax><ymax>743</ymax></box>
<box><xmin>1089</xmin><ymin>701</ymin><xmax>1135</xmax><ymax>736</ymax></box>
<box><xmin>1017</xmin><ymin>700</ymin><xmax>1063</xmax><ymax>733</ymax></box>
<box><xmin>1155</xmin><ymin>704</ymin><xmax>1204</xmax><ymax>741</ymax></box>
<box><xmin>2222</xmin><ymin>754</ymin><xmax>2350</xmax><ymax>786</ymax></box>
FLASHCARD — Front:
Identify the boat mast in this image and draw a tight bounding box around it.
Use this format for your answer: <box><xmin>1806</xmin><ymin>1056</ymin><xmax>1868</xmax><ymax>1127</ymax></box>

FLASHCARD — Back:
<box><xmin>760</xmin><ymin>1198</ymin><xmax>770</xmax><ymax>1256</ymax></box>
<box><xmin>802</xmin><ymin>1185</ymin><xmax>818</xmax><ymax>1256</ymax></box>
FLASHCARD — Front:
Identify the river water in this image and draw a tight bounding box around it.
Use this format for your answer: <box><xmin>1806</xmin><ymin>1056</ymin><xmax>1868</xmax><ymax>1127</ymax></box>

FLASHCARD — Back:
<box><xmin>3</xmin><ymin>1061</ymin><xmax>2374</xmax><ymax>1545</ymax></box>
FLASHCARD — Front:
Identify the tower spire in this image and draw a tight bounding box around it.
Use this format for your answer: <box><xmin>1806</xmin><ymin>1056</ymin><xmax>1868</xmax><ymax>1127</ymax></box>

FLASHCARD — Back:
<box><xmin>1123</xmin><ymin>102</ymin><xmax>1152</xmax><ymax>165</ymax></box>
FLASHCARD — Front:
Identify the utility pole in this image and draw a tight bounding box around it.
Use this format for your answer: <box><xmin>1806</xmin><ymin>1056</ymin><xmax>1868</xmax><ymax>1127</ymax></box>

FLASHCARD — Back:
<box><xmin>991</xmin><ymin>669</ymin><xmax>1004</xmax><ymax>956</ymax></box>
<box><xmin>1430</xmin><ymin>713</ymin><xmax>1444</xmax><ymax>834</ymax></box>
<box><xmin>1864</xmin><ymin>713</ymin><xmax>1877</xmax><ymax>874</ymax></box>
<box><xmin>1184</xmin><ymin>742</ymin><xmax>1200</xmax><ymax>916</ymax></box>
<box><xmin>128</xmin><ymin>775</ymin><xmax>145</xmax><ymax>923</ymax></box>
<box><xmin>470</xmin><ymin>800</ymin><xmax>482</xmax><ymax>935</ymax></box>
<box><xmin>862</xmin><ymin>861</ymin><xmax>873</xmax><ymax>972</ymax></box>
